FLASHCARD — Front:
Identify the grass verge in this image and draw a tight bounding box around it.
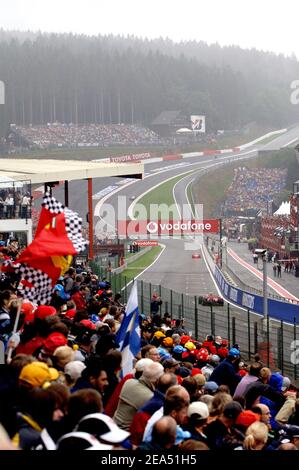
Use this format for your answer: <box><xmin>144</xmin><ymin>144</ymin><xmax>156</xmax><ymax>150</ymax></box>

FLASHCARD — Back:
<box><xmin>134</xmin><ymin>171</ymin><xmax>194</xmax><ymax>219</ymax></box>
<box><xmin>111</xmin><ymin>245</ymin><xmax>162</xmax><ymax>289</ymax></box>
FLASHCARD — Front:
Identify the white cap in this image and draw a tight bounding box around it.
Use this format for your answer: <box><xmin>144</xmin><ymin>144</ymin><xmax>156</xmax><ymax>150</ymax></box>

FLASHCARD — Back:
<box><xmin>134</xmin><ymin>358</ymin><xmax>153</xmax><ymax>372</ymax></box>
<box><xmin>76</xmin><ymin>413</ymin><xmax>130</xmax><ymax>444</ymax></box>
<box><xmin>188</xmin><ymin>401</ymin><xmax>209</xmax><ymax>419</ymax></box>
<box><xmin>56</xmin><ymin>432</ymin><xmax>113</xmax><ymax>450</ymax></box>
<box><xmin>64</xmin><ymin>361</ymin><xmax>86</xmax><ymax>381</ymax></box>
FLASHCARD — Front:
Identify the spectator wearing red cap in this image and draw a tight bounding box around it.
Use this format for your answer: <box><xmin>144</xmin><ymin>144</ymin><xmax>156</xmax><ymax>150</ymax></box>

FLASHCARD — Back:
<box><xmin>16</xmin><ymin>306</ymin><xmax>58</xmax><ymax>356</ymax></box>
<box><xmin>235</xmin><ymin>410</ymin><xmax>260</xmax><ymax>432</ymax></box>
<box><xmin>38</xmin><ymin>332</ymin><xmax>68</xmax><ymax>364</ymax></box>
<box><xmin>35</xmin><ymin>306</ymin><xmax>57</xmax><ymax>320</ymax></box>
<box><xmin>196</xmin><ymin>348</ymin><xmax>209</xmax><ymax>368</ymax></box>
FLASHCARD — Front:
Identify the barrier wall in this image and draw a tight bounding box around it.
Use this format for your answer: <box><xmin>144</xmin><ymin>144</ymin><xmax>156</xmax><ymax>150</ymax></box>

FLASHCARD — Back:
<box><xmin>214</xmin><ymin>266</ymin><xmax>299</xmax><ymax>323</ymax></box>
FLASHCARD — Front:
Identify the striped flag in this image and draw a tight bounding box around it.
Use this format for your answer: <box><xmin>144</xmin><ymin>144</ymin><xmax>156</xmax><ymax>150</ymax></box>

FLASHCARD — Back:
<box><xmin>116</xmin><ymin>283</ymin><xmax>141</xmax><ymax>377</ymax></box>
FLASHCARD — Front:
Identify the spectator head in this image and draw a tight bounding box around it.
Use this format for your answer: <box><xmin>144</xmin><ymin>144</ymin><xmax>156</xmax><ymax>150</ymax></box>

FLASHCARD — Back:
<box><xmin>53</xmin><ymin>345</ymin><xmax>75</xmax><ymax>369</ymax></box>
<box><xmin>163</xmin><ymin>385</ymin><xmax>190</xmax><ymax>425</ymax></box>
<box><xmin>64</xmin><ymin>361</ymin><xmax>86</xmax><ymax>386</ymax></box>
<box><xmin>56</xmin><ymin>432</ymin><xmax>112</xmax><ymax>450</ymax></box>
<box><xmin>67</xmin><ymin>389</ymin><xmax>103</xmax><ymax>429</ymax></box>
<box><xmin>20</xmin><ymin>387</ymin><xmax>57</xmax><ymax>429</ymax></box>
<box><xmin>162</xmin><ymin>357</ymin><xmax>180</xmax><ymax>373</ymax></box>
<box><xmin>47</xmin><ymin>383</ymin><xmax>70</xmax><ymax>422</ymax></box>
<box><xmin>34</xmin><ymin>305</ymin><xmax>57</xmax><ymax>320</ymax></box>
<box><xmin>222</xmin><ymin>400</ymin><xmax>242</xmax><ymax>425</ymax></box>
<box><xmin>172</xmin><ymin>334</ymin><xmax>181</xmax><ymax>345</ymax></box>
<box><xmin>259</xmin><ymin>367</ymin><xmax>271</xmax><ymax>384</ymax></box>
<box><xmin>192</xmin><ymin>373</ymin><xmax>206</xmax><ymax>390</ymax></box>
<box><xmin>252</xmin><ymin>404</ymin><xmax>271</xmax><ymax>425</ymax></box>
<box><xmin>188</xmin><ymin>401</ymin><xmax>209</xmax><ymax>428</ymax></box>
<box><xmin>75</xmin><ymin>413</ymin><xmax>130</xmax><ymax>444</ymax></box>
<box><xmin>179</xmin><ymin>439</ymin><xmax>209</xmax><ymax>451</ymax></box>
<box><xmin>38</xmin><ymin>332</ymin><xmax>68</xmax><ymax>362</ymax></box>
<box><xmin>233</xmin><ymin>395</ymin><xmax>246</xmax><ymax>409</ymax></box>
<box><xmin>249</xmin><ymin>362</ymin><xmax>263</xmax><ymax>377</ymax></box>
<box><xmin>282</xmin><ymin>376</ymin><xmax>291</xmax><ymax>392</ymax></box>
<box><xmin>218</xmin><ymin>384</ymin><xmax>230</xmax><ymax>394</ymax></box>
<box><xmin>134</xmin><ymin>358</ymin><xmax>153</xmax><ymax>379</ymax></box>
<box><xmin>243</xmin><ymin>422</ymin><xmax>268</xmax><ymax>450</ymax></box>
<box><xmin>235</xmin><ymin>410</ymin><xmax>260</xmax><ymax>431</ymax></box>
<box><xmin>82</xmin><ymin>356</ymin><xmax>109</xmax><ymax>394</ymax></box>
<box><xmin>204</xmin><ymin>381</ymin><xmax>219</xmax><ymax>395</ymax></box>
<box><xmin>141</xmin><ymin>362</ymin><xmax>164</xmax><ymax>385</ymax></box>
<box><xmin>228</xmin><ymin>348</ymin><xmax>241</xmax><ymax>363</ymax></box>
<box><xmin>9</xmin><ymin>354</ymin><xmax>35</xmax><ymax>376</ymax></box>
<box><xmin>182</xmin><ymin>376</ymin><xmax>198</xmax><ymax>400</ymax></box>
<box><xmin>19</xmin><ymin>361</ymin><xmax>59</xmax><ymax>389</ymax></box>
<box><xmin>200</xmin><ymin>394</ymin><xmax>214</xmax><ymax>411</ymax></box>
<box><xmin>278</xmin><ymin>443</ymin><xmax>298</xmax><ymax>450</ymax></box>
<box><xmin>151</xmin><ymin>416</ymin><xmax>177</xmax><ymax>449</ymax></box>
<box><xmin>156</xmin><ymin>373</ymin><xmax>178</xmax><ymax>394</ymax></box>
<box><xmin>210</xmin><ymin>393</ymin><xmax>233</xmax><ymax>418</ymax></box>
<box><xmin>144</xmin><ymin>346</ymin><xmax>161</xmax><ymax>362</ymax></box>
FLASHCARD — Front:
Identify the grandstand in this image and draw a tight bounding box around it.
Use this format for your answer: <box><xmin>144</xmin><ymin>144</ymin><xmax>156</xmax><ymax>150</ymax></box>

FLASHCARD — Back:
<box><xmin>6</xmin><ymin>123</ymin><xmax>163</xmax><ymax>150</ymax></box>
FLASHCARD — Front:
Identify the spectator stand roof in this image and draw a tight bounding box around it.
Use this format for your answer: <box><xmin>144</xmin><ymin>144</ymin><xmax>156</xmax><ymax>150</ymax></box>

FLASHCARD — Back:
<box><xmin>0</xmin><ymin>158</ymin><xmax>144</xmax><ymax>184</ymax></box>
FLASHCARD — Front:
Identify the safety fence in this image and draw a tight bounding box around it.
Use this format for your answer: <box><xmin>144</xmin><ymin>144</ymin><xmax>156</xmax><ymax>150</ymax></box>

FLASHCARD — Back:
<box><xmin>98</xmin><ymin>271</ymin><xmax>299</xmax><ymax>384</ymax></box>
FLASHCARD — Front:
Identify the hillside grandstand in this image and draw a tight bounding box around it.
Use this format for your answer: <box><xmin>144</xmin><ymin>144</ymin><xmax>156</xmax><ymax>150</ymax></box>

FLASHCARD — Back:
<box><xmin>6</xmin><ymin>123</ymin><xmax>163</xmax><ymax>150</ymax></box>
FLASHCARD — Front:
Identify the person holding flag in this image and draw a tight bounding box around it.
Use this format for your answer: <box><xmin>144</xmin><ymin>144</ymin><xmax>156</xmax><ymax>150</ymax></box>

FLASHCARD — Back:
<box><xmin>1</xmin><ymin>192</ymin><xmax>87</xmax><ymax>360</ymax></box>
<box><xmin>2</xmin><ymin>192</ymin><xmax>87</xmax><ymax>306</ymax></box>
<box><xmin>116</xmin><ymin>282</ymin><xmax>141</xmax><ymax>378</ymax></box>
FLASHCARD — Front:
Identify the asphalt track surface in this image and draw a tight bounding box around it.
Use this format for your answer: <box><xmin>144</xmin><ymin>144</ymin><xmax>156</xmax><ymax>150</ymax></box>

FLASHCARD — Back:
<box><xmin>49</xmin><ymin>125</ymin><xmax>299</xmax><ymax>296</ymax></box>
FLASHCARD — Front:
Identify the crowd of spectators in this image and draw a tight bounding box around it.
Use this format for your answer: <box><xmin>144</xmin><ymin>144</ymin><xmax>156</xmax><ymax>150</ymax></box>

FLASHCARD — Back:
<box><xmin>0</xmin><ymin>188</ymin><xmax>32</xmax><ymax>220</ymax></box>
<box><xmin>222</xmin><ymin>167</ymin><xmax>287</xmax><ymax>216</ymax></box>
<box><xmin>0</xmin><ymin>242</ymin><xmax>299</xmax><ymax>452</ymax></box>
<box><xmin>8</xmin><ymin>123</ymin><xmax>162</xmax><ymax>150</ymax></box>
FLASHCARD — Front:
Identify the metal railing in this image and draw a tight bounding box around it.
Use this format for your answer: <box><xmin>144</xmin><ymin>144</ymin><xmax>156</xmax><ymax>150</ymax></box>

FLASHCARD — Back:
<box><xmin>118</xmin><ymin>278</ymin><xmax>299</xmax><ymax>384</ymax></box>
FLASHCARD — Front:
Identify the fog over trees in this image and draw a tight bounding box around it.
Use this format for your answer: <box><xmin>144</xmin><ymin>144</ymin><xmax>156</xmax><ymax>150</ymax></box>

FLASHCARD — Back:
<box><xmin>0</xmin><ymin>30</ymin><xmax>299</xmax><ymax>130</ymax></box>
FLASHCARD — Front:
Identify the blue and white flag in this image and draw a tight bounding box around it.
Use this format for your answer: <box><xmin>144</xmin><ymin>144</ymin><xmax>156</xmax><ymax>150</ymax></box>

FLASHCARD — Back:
<box><xmin>116</xmin><ymin>282</ymin><xmax>141</xmax><ymax>377</ymax></box>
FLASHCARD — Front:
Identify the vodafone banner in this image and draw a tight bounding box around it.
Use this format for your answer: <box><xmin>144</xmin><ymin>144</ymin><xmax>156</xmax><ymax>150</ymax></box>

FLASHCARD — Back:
<box><xmin>133</xmin><ymin>240</ymin><xmax>158</xmax><ymax>247</ymax></box>
<box><xmin>118</xmin><ymin>219</ymin><xmax>219</xmax><ymax>238</ymax></box>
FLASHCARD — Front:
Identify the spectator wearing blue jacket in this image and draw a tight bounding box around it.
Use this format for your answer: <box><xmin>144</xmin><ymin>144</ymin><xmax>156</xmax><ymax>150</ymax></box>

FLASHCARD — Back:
<box><xmin>210</xmin><ymin>348</ymin><xmax>241</xmax><ymax>395</ymax></box>
<box><xmin>260</xmin><ymin>372</ymin><xmax>283</xmax><ymax>430</ymax></box>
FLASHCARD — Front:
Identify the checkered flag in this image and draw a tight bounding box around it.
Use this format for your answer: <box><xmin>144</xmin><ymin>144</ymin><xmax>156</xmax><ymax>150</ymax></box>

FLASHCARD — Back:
<box><xmin>17</xmin><ymin>264</ymin><xmax>53</xmax><ymax>304</ymax></box>
<box><xmin>65</xmin><ymin>208</ymin><xmax>87</xmax><ymax>253</ymax></box>
<box><xmin>42</xmin><ymin>192</ymin><xmax>65</xmax><ymax>214</ymax></box>
<box><xmin>43</xmin><ymin>192</ymin><xmax>87</xmax><ymax>253</ymax></box>
<box><xmin>1</xmin><ymin>261</ymin><xmax>53</xmax><ymax>304</ymax></box>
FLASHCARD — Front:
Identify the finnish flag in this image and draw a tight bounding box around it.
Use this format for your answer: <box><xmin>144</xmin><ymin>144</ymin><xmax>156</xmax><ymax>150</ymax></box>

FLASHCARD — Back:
<box><xmin>116</xmin><ymin>283</ymin><xmax>141</xmax><ymax>377</ymax></box>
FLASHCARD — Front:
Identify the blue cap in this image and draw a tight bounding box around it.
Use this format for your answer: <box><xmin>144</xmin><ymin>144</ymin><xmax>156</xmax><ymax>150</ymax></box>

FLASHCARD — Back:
<box><xmin>54</xmin><ymin>284</ymin><xmax>70</xmax><ymax>300</ymax></box>
<box><xmin>173</xmin><ymin>345</ymin><xmax>187</xmax><ymax>354</ymax></box>
<box><xmin>204</xmin><ymin>381</ymin><xmax>219</xmax><ymax>393</ymax></box>
<box><xmin>228</xmin><ymin>347</ymin><xmax>240</xmax><ymax>358</ymax></box>
<box><xmin>157</xmin><ymin>347</ymin><xmax>171</xmax><ymax>360</ymax></box>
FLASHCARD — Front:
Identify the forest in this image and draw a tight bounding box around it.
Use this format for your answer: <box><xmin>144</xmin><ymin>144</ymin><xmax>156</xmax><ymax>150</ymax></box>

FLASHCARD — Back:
<box><xmin>0</xmin><ymin>30</ymin><xmax>299</xmax><ymax>131</ymax></box>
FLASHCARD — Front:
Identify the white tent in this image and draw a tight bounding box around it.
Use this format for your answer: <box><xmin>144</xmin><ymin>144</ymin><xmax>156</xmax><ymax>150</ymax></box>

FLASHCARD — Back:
<box><xmin>176</xmin><ymin>127</ymin><xmax>193</xmax><ymax>134</ymax></box>
<box><xmin>274</xmin><ymin>201</ymin><xmax>290</xmax><ymax>216</ymax></box>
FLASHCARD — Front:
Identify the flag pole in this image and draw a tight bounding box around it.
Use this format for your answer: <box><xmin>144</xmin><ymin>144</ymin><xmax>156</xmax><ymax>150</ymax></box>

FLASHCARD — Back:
<box><xmin>6</xmin><ymin>298</ymin><xmax>22</xmax><ymax>364</ymax></box>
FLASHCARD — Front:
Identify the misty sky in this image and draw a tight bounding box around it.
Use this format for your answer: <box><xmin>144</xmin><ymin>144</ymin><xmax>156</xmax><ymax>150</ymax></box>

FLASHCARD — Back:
<box><xmin>1</xmin><ymin>0</ymin><xmax>298</xmax><ymax>57</ymax></box>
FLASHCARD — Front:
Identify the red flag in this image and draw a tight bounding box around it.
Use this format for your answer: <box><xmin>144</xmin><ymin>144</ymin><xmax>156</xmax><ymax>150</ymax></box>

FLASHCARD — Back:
<box><xmin>2</xmin><ymin>193</ymin><xmax>87</xmax><ymax>304</ymax></box>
